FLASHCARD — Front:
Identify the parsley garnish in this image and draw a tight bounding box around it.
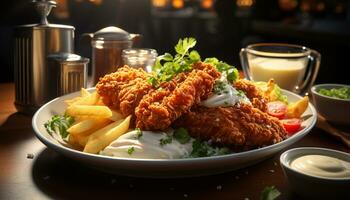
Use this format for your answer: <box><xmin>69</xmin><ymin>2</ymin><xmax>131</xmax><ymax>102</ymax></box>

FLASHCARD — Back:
<box><xmin>213</xmin><ymin>80</ymin><xmax>228</xmax><ymax>95</ymax></box>
<box><xmin>203</xmin><ymin>57</ymin><xmax>239</xmax><ymax>83</ymax></box>
<box><xmin>149</xmin><ymin>38</ymin><xmax>200</xmax><ymax>87</ymax></box>
<box><xmin>237</xmin><ymin>90</ymin><xmax>245</xmax><ymax>97</ymax></box>
<box><xmin>44</xmin><ymin>115</ymin><xmax>74</xmax><ymax>139</ymax></box>
<box><xmin>159</xmin><ymin>136</ymin><xmax>173</xmax><ymax>146</ymax></box>
<box><xmin>173</xmin><ymin>128</ymin><xmax>191</xmax><ymax>144</ymax></box>
<box><xmin>135</xmin><ymin>128</ymin><xmax>143</xmax><ymax>139</ymax></box>
<box><xmin>148</xmin><ymin>38</ymin><xmax>239</xmax><ymax>88</ymax></box>
<box><xmin>261</xmin><ymin>186</ymin><xmax>281</xmax><ymax>200</ymax></box>
<box><xmin>127</xmin><ymin>147</ymin><xmax>135</xmax><ymax>155</ymax></box>
<box><xmin>190</xmin><ymin>139</ymin><xmax>231</xmax><ymax>158</ymax></box>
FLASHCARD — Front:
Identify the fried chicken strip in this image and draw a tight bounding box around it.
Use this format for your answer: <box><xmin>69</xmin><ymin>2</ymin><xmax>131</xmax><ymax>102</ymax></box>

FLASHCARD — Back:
<box><xmin>135</xmin><ymin>62</ymin><xmax>220</xmax><ymax>130</ymax></box>
<box><xmin>234</xmin><ymin>79</ymin><xmax>269</xmax><ymax>112</ymax></box>
<box><xmin>96</xmin><ymin>66</ymin><xmax>153</xmax><ymax>116</ymax></box>
<box><xmin>174</xmin><ymin>104</ymin><xmax>287</xmax><ymax>149</ymax></box>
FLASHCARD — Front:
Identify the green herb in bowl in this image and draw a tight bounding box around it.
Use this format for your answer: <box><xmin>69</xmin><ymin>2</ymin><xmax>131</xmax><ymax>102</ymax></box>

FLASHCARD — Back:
<box><xmin>318</xmin><ymin>87</ymin><xmax>350</xmax><ymax>100</ymax></box>
<box><xmin>311</xmin><ymin>84</ymin><xmax>350</xmax><ymax>124</ymax></box>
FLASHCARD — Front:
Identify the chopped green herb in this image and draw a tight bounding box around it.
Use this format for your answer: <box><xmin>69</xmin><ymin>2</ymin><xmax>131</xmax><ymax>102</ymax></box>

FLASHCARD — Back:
<box><xmin>135</xmin><ymin>128</ymin><xmax>143</xmax><ymax>139</ymax></box>
<box><xmin>159</xmin><ymin>136</ymin><xmax>173</xmax><ymax>146</ymax></box>
<box><xmin>213</xmin><ymin>81</ymin><xmax>228</xmax><ymax>94</ymax></box>
<box><xmin>44</xmin><ymin>115</ymin><xmax>74</xmax><ymax>139</ymax></box>
<box><xmin>173</xmin><ymin>128</ymin><xmax>191</xmax><ymax>144</ymax></box>
<box><xmin>190</xmin><ymin>139</ymin><xmax>231</xmax><ymax>158</ymax></box>
<box><xmin>261</xmin><ymin>186</ymin><xmax>281</xmax><ymax>200</ymax></box>
<box><xmin>127</xmin><ymin>147</ymin><xmax>135</xmax><ymax>155</ymax></box>
<box><xmin>319</xmin><ymin>87</ymin><xmax>350</xmax><ymax>99</ymax></box>
<box><xmin>237</xmin><ymin>90</ymin><xmax>245</xmax><ymax>97</ymax></box>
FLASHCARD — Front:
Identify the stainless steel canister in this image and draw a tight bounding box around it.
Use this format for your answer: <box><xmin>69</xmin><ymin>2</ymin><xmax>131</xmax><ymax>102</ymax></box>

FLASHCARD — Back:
<box><xmin>13</xmin><ymin>0</ymin><xmax>74</xmax><ymax>114</ymax></box>
<box><xmin>47</xmin><ymin>53</ymin><xmax>89</xmax><ymax>97</ymax></box>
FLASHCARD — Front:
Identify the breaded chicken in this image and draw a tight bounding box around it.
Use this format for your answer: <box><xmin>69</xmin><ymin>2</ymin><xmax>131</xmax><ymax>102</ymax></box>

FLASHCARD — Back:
<box><xmin>96</xmin><ymin>66</ymin><xmax>153</xmax><ymax>116</ymax></box>
<box><xmin>174</xmin><ymin>104</ymin><xmax>287</xmax><ymax>149</ymax></box>
<box><xmin>97</xmin><ymin>63</ymin><xmax>221</xmax><ymax>130</ymax></box>
<box><xmin>234</xmin><ymin>79</ymin><xmax>269</xmax><ymax>112</ymax></box>
<box><xmin>135</xmin><ymin>63</ymin><xmax>221</xmax><ymax>130</ymax></box>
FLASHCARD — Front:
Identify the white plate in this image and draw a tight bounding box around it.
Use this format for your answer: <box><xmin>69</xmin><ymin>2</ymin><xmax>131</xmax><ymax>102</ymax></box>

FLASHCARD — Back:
<box><xmin>32</xmin><ymin>88</ymin><xmax>317</xmax><ymax>178</ymax></box>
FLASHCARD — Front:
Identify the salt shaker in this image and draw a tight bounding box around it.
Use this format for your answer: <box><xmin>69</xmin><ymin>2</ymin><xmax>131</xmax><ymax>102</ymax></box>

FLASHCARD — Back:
<box><xmin>13</xmin><ymin>0</ymin><xmax>75</xmax><ymax>114</ymax></box>
<box><xmin>122</xmin><ymin>48</ymin><xmax>157</xmax><ymax>72</ymax></box>
<box><xmin>47</xmin><ymin>53</ymin><xmax>89</xmax><ymax>97</ymax></box>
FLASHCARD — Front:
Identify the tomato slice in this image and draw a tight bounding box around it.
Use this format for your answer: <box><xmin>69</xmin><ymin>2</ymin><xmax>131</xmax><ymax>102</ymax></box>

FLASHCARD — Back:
<box><xmin>267</xmin><ymin>101</ymin><xmax>287</xmax><ymax>119</ymax></box>
<box><xmin>281</xmin><ymin>118</ymin><xmax>302</xmax><ymax>135</ymax></box>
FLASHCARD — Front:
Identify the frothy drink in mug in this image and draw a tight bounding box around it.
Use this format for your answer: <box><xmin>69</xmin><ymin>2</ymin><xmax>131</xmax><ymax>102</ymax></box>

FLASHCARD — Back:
<box><xmin>240</xmin><ymin>43</ymin><xmax>321</xmax><ymax>94</ymax></box>
<box><xmin>248</xmin><ymin>57</ymin><xmax>308</xmax><ymax>91</ymax></box>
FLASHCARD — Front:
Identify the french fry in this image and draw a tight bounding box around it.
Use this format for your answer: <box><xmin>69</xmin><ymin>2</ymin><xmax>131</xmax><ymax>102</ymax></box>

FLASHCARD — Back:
<box><xmin>264</xmin><ymin>79</ymin><xmax>275</xmax><ymax>97</ymax></box>
<box><xmin>286</xmin><ymin>96</ymin><xmax>309</xmax><ymax>118</ymax></box>
<box><xmin>69</xmin><ymin>134</ymin><xmax>90</xmax><ymax>147</ymax></box>
<box><xmin>84</xmin><ymin>116</ymin><xmax>131</xmax><ymax>154</ymax></box>
<box><xmin>65</xmin><ymin>105</ymin><xmax>113</xmax><ymax>118</ymax></box>
<box><xmin>72</xmin><ymin>91</ymin><xmax>100</xmax><ymax>106</ymax></box>
<box><xmin>65</xmin><ymin>97</ymin><xmax>82</xmax><ymax>106</ymax></box>
<box><xmin>110</xmin><ymin>110</ymin><xmax>124</xmax><ymax>121</ymax></box>
<box><xmin>75</xmin><ymin>134</ymin><xmax>90</xmax><ymax>147</ymax></box>
<box><xmin>95</xmin><ymin>98</ymin><xmax>105</xmax><ymax>106</ymax></box>
<box><xmin>67</xmin><ymin>118</ymin><xmax>110</xmax><ymax>137</ymax></box>
<box><xmin>81</xmin><ymin>88</ymin><xmax>90</xmax><ymax>97</ymax></box>
<box><xmin>68</xmin><ymin>134</ymin><xmax>78</xmax><ymax>146</ymax></box>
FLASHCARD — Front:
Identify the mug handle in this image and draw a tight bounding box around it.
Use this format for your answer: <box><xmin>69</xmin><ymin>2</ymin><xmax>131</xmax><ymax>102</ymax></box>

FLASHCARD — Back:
<box><xmin>298</xmin><ymin>49</ymin><xmax>321</xmax><ymax>95</ymax></box>
<box><xmin>240</xmin><ymin>48</ymin><xmax>252</xmax><ymax>80</ymax></box>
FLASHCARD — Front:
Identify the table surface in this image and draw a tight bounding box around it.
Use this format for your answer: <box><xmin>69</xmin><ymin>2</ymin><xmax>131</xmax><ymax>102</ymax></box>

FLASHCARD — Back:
<box><xmin>1</xmin><ymin>83</ymin><xmax>349</xmax><ymax>200</ymax></box>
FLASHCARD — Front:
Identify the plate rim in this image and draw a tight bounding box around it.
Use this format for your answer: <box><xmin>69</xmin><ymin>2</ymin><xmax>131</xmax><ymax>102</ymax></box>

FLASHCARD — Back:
<box><xmin>32</xmin><ymin>88</ymin><xmax>317</xmax><ymax>164</ymax></box>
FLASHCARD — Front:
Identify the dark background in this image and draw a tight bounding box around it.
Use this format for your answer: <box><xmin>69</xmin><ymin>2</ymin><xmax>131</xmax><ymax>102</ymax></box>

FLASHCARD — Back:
<box><xmin>1</xmin><ymin>0</ymin><xmax>350</xmax><ymax>84</ymax></box>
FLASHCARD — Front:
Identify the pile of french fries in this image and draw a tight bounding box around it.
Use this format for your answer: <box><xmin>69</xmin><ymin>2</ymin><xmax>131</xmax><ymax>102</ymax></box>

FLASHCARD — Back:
<box><xmin>65</xmin><ymin>88</ymin><xmax>131</xmax><ymax>154</ymax></box>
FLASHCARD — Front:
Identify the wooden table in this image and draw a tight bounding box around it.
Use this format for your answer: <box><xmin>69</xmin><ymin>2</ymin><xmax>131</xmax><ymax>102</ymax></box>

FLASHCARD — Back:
<box><xmin>0</xmin><ymin>83</ymin><xmax>349</xmax><ymax>200</ymax></box>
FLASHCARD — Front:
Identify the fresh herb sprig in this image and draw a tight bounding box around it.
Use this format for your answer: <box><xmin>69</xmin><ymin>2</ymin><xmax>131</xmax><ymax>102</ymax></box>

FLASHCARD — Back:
<box><xmin>148</xmin><ymin>38</ymin><xmax>239</xmax><ymax>88</ymax></box>
<box><xmin>44</xmin><ymin>115</ymin><xmax>74</xmax><ymax>139</ymax></box>
<box><xmin>203</xmin><ymin>57</ymin><xmax>239</xmax><ymax>83</ymax></box>
<box><xmin>261</xmin><ymin>186</ymin><xmax>281</xmax><ymax>200</ymax></box>
<box><xmin>149</xmin><ymin>38</ymin><xmax>200</xmax><ymax>87</ymax></box>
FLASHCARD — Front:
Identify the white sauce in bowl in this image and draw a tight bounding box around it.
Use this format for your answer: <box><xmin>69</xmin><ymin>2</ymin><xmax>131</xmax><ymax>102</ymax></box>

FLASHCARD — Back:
<box><xmin>100</xmin><ymin>130</ymin><xmax>193</xmax><ymax>159</ymax></box>
<box><xmin>290</xmin><ymin>155</ymin><xmax>350</xmax><ymax>179</ymax></box>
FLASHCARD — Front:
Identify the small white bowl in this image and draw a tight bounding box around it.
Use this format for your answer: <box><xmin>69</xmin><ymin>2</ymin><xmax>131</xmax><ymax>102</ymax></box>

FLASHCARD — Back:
<box><xmin>280</xmin><ymin>147</ymin><xmax>350</xmax><ymax>199</ymax></box>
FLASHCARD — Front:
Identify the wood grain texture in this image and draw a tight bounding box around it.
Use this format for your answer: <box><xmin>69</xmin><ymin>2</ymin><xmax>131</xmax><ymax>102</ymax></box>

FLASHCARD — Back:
<box><xmin>0</xmin><ymin>83</ymin><xmax>349</xmax><ymax>200</ymax></box>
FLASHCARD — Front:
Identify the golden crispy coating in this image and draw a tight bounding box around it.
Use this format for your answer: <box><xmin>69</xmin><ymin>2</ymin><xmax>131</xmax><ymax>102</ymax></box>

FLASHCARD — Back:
<box><xmin>234</xmin><ymin>79</ymin><xmax>269</xmax><ymax>111</ymax></box>
<box><xmin>96</xmin><ymin>66</ymin><xmax>153</xmax><ymax>116</ymax></box>
<box><xmin>174</xmin><ymin>104</ymin><xmax>287</xmax><ymax>149</ymax></box>
<box><xmin>135</xmin><ymin>63</ymin><xmax>221</xmax><ymax>130</ymax></box>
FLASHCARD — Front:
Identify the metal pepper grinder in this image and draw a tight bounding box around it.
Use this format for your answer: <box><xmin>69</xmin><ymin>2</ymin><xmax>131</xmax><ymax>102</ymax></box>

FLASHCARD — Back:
<box><xmin>13</xmin><ymin>0</ymin><xmax>75</xmax><ymax>114</ymax></box>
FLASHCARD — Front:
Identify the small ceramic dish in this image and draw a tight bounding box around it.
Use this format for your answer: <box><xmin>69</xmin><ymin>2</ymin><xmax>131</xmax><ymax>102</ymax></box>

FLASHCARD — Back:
<box><xmin>311</xmin><ymin>84</ymin><xmax>350</xmax><ymax>125</ymax></box>
<box><xmin>280</xmin><ymin>147</ymin><xmax>350</xmax><ymax>199</ymax></box>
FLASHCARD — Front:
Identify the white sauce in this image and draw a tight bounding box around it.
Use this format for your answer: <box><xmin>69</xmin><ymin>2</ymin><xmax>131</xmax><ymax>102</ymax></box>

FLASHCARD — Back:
<box><xmin>201</xmin><ymin>82</ymin><xmax>250</xmax><ymax>108</ymax></box>
<box><xmin>100</xmin><ymin>130</ymin><xmax>193</xmax><ymax>159</ymax></box>
<box><xmin>290</xmin><ymin>155</ymin><xmax>350</xmax><ymax>179</ymax></box>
